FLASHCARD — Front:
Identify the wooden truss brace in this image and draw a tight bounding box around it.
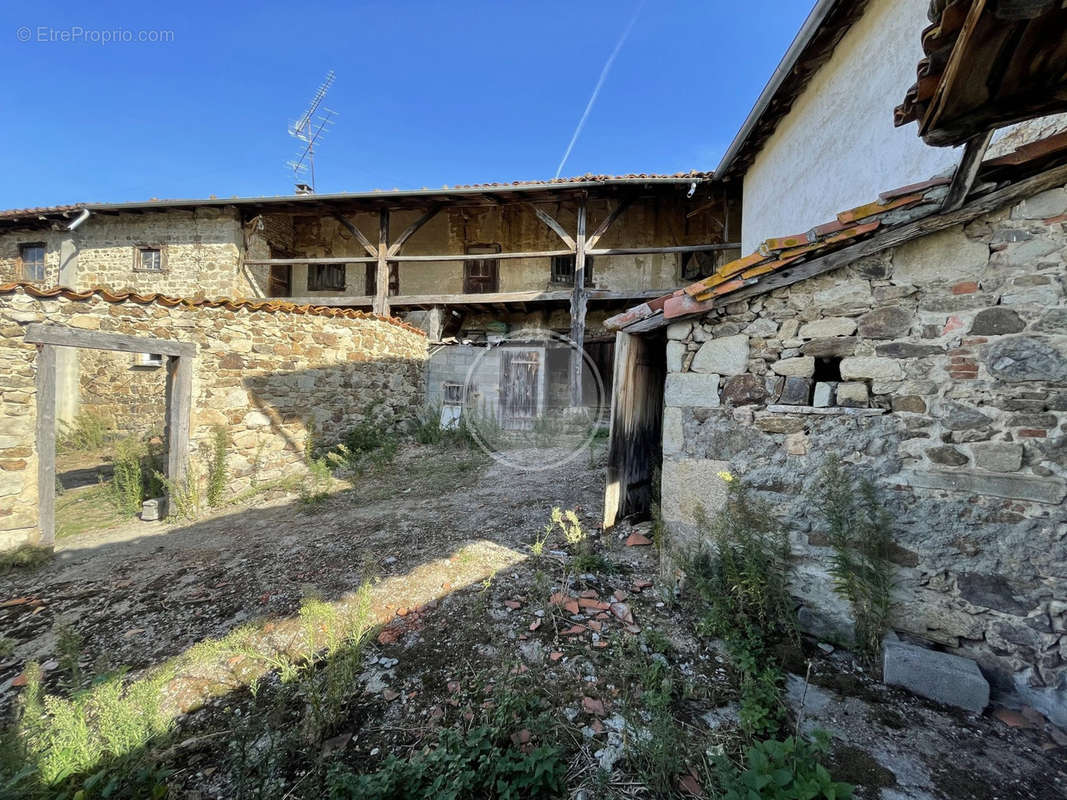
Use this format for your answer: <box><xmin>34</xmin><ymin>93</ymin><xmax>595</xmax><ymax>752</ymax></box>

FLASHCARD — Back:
<box><xmin>941</xmin><ymin>129</ymin><xmax>994</xmax><ymax>213</ymax></box>
<box><xmin>527</xmin><ymin>204</ymin><xmax>577</xmax><ymax>251</ymax></box>
<box><xmin>332</xmin><ymin>211</ymin><xmax>378</xmax><ymax>258</ymax></box>
<box><xmin>585</xmin><ymin>197</ymin><xmax>634</xmax><ymax>250</ymax></box>
<box><xmin>387</xmin><ymin>205</ymin><xmax>441</xmax><ymax>257</ymax></box>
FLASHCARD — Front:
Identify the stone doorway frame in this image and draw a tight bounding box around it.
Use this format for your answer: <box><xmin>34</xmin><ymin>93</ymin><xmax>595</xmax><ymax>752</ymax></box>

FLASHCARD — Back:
<box><xmin>24</xmin><ymin>324</ymin><xmax>196</xmax><ymax>546</ymax></box>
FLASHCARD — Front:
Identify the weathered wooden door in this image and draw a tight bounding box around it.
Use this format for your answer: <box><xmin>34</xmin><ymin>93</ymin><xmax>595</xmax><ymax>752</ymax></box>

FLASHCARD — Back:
<box><xmin>499</xmin><ymin>349</ymin><xmax>540</xmax><ymax>429</ymax></box>
<box><xmin>604</xmin><ymin>331</ymin><xmax>665</xmax><ymax>528</ymax></box>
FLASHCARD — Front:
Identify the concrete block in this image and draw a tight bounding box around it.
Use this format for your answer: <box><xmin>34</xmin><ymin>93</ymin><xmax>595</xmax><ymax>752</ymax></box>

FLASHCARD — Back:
<box><xmin>141</xmin><ymin>497</ymin><xmax>168</xmax><ymax>521</ymax></box>
<box><xmin>666</xmin><ymin>340</ymin><xmax>685</xmax><ymax>373</ymax></box>
<box><xmin>813</xmin><ymin>382</ymin><xmax>834</xmax><ymax>407</ymax></box>
<box><xmin>883</xmin><ymin>634</ymin><xmax>989</xmax><ymax>713</ymax></box>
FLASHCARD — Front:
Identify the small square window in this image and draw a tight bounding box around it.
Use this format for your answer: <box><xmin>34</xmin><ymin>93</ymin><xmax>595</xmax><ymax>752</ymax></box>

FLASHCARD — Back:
<box><xmin>137</xmin><ymin>247</ymin><xmax>163</xmax><ymax>272</ymax></box>
<box><xmin>19</xmin><ymin>243</ymin><xmax>46</xmax><ymax>282</ymax></box>
<box><xmin>550</xmin><ymin>254</ymin><xmax>593</xmax><ymax>287</ymax></box>
<box><xmin>308</xmin><ymin>264</ymin><xmax>347</xmax><ymax>292</ymax></box>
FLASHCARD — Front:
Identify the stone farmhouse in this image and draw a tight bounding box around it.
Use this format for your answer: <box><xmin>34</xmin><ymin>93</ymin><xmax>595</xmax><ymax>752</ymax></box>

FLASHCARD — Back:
<box><xmin>0</xmin><ymin>0</ymin><xmax>1065</xmax><ymax>726</ymax></box>
<box><xmin>0</xmin><ymin>177</ymin><xmax>738</xmax><ymax>428</ymax></box>
<box><xmin>604</xmin><ymin>0</ymin><xmax>1067</xmax><ymax>723</ymax></box>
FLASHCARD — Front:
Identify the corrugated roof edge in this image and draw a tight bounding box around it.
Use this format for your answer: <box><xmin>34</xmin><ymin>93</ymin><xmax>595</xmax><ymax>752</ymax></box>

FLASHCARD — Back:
<box><xmin>0</xmin><ymin>172</ymin><xmax>714</xmax><ymax>220</ymax></box>
<box><xmin>0</xmin><ymin>283</ymin><xmax>427</xmax><ymax>337</ymax></box>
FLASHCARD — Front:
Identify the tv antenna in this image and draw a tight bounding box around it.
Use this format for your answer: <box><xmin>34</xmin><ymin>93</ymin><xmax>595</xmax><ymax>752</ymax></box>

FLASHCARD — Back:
<box><xmin>286</xmin><ymin>70</ymin><xmax>338</xmax><ymax>193</ymax></box>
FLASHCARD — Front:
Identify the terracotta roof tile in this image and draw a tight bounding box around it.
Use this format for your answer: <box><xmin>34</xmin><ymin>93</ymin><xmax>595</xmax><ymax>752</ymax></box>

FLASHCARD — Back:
<box><xmin>0</xmin><ymin>172</ymin><xmax>714</xmax><ymax>220</ymax></box>
<box><xmin>605</xmin><ymin>172</ymin><xmax>956</xmax><ymax>329</ymax></box>
<box><xmin>0</xmin><ymin>283</ymin><xmax>425</xmax><ymax>336</ymax></box>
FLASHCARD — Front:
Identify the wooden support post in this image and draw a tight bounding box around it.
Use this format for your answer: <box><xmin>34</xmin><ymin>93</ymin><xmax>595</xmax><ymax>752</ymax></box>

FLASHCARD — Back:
<box><xmin>375</xmin><ymin>209</ymin><xmax>390</xmax><ymax>316</ymax></box>
<box><xmin>569</xmin><ymin>197</ymin><xmax>588</xmax><ymax>407</ymax></box>
<box><xmin>528</xmin><ymin>204</ymin><xmax>577</xmax><ymax>251</ymax></box>
<box><xmin>165</xmin><ymin>353</ymin><xmax>193</xmax><ymax>491</ymax></box>
<box><xmin>941</xmin><ymin>128</ymin><xmax>994</xmax><ymax>212</ymax></box>
<box><xmin>35</xmin><ymin>344</ymin><xmax>56</xmax><ymax>547</ymax></box>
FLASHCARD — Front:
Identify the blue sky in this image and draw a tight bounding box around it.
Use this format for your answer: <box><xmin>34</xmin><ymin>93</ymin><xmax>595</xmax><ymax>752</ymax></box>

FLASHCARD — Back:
<box><xmin>0</xmin><ymin>1</ymin><xmax>814</xmax><ymax>208</ymax></box>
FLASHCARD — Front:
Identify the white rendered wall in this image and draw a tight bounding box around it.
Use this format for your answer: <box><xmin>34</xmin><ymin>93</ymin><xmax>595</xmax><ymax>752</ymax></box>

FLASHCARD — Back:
<box><xmin>740</xmin><ymin>0</ymin><xmax>961</xmax><ymax>252</ymax></box>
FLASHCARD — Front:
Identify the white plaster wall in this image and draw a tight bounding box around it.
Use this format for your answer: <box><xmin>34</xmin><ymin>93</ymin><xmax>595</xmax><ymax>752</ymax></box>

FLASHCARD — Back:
<box><xmin>741</xmin><ymin>0</ymin><xmax>961</xmax><ymax>252</ymax></box>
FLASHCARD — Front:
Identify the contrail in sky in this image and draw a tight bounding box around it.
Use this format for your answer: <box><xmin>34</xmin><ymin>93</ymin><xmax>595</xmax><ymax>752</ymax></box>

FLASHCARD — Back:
<box><xmin>554</xmin><ymin>1</ymin><xmax>646</xmax><ymax>179</ymax></box>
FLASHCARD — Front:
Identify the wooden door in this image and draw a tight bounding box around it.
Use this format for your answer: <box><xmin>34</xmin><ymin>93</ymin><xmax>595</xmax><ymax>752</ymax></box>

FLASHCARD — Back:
<box><xmin>604</xmin><ymin>331</ymin><xmax>665</xmax><ymax>528</ymax></box>
<box><xmin>464</xmin><ymin>244</ymin><xmax>500</xmax><ymax>293</ymax></box>
<box><xmin>499</xmin><ymin>349</ymin><xmax>540</xmax><ymax>429</ymax></box>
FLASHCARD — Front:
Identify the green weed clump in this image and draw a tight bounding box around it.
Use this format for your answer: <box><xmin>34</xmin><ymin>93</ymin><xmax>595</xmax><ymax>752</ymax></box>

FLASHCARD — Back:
<box><xmin>57</xmin><ymin>411</ymin><xmax>112</xmax><ymax>454</ymax></box>
<box><xmin>206</xmin><ymin>425</ymin><xmax>229</xmax><ymax>508</ymax></box>
<box><xmin>1</xmin><ymin>661</ymin><xmax>174</xmax><ymax>798</ymax></box>
<box><xmin>810</xmin><ymin>456</ymin><xmax>895</xmax><ymax>664</ymax></box>
<box><xmin>716</xmin><ymin>732</ymin><xmax>852</xmax><ymax>800</ymax></box>
<box><xmin>327</xmin><ymin>673</ymin><xmax>566</xmax><ymax>800</ymax></box>
<box><xmin>688</xmin><ymin>472</ymin><xmax>796</xmax><ymax>738</ymax></box>
<box><xmin>153</xmin><ymin>462</ymin><xmax>202</xmax><ymax>521</ymax></box>
<box><xmin>110</xmin><ymin>437</ymin><xmax>164</xmax><ymax>517</ymax></box>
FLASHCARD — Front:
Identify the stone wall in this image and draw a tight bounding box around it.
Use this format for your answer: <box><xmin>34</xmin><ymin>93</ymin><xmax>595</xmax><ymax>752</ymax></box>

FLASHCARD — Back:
<box><xmin>661</xmin><ymin>186</ymin><xmax>1067</xmax><ymax>722</ymax></box>
<box><xmin>0</xmin><ymin>287</ymin><xmax>427</xmax><ymax>549</ymax></box>
<box><xmin>0</xmin><ymin>208</ymin><xmax>245</xmax><ymax>298</ymax></box>
<box><xmin>77</xmin><ymin>349</ymin><xmax>168</xmax><ymax>437</ymax></box>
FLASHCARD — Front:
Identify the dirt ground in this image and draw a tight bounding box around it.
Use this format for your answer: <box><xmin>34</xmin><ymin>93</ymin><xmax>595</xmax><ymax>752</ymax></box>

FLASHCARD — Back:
<box><xmin>2</xmin><ymin>442</ymin><xmax>1066</xmax><ymax>799</ymax></box>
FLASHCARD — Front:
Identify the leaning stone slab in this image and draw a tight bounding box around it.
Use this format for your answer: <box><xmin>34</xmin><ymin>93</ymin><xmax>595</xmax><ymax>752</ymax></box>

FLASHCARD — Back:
<box><xmin>883</xmin><ymin>633</ymin><xmax>989</xmax><ymax>713</ymax></box>
<box><xmin>664</xmin><ymin>373</ymin><xmax>720</xmax><ymax>408</ymax></box>
<box><xmin>897</xmin><ymin>469</ymin><xmax>1067</xmax><ymax>504</ymax></box>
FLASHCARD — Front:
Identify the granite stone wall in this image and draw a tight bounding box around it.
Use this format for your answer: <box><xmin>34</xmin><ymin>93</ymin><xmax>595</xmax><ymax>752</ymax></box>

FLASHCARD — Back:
<box><xmin>77</xmin><ymin>349</ymin><xmax>168</xmax><ymax>437</ymax></box>
<box><xmin>0</xmin><ymin>287</ymin><xmax>427</xmax><ymax>549</ymax></box>
<box><xmin>661</xmin><ymin>186</ymin><xmax>1067</xmax><ymax>722</ymax></box>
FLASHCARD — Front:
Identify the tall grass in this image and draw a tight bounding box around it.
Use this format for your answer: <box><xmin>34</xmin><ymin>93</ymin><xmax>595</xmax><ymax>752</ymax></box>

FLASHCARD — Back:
<box><xmin>810</xmin><ymin>455</ymin><xmax>895</xmax><ymax>664</ymax></box>
<box><xmin>57</xmin><ymin>411</ymin><xmax>112</xmax><ymax>454</ymax></box>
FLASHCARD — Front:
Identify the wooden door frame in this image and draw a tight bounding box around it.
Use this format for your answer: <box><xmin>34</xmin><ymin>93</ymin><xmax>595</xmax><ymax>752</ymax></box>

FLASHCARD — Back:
<box><xmin>24</xmin><ymin>324</ymin><xmax>196</xmax><ymax>546</ymax></box>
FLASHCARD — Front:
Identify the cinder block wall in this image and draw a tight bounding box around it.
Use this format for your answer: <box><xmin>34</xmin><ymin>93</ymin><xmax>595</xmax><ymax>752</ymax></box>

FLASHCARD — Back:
<box><xmin>661</xmin><ymin>187</ymin><xmax>1067</xmax><ymax>722</ymax></box>
<box><xmin>0</xmin><ymin>287</ymin><xmax>427</xmax><ymax>549</ymax></box>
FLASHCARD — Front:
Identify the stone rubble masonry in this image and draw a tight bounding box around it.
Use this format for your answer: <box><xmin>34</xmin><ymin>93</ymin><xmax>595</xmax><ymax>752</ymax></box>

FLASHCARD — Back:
<box><xmin>0</xmin><ymin>286</ymin><xmax>427</xmax><ymax>550</ymax></box>
<box><xmin>662</xmin><ymin>184</ymin><xmax>1067</xmax><ymax>719</ymax></box>
<box><xmin>0</xmin><ymin>209</ymin><xmax>246</xmax><ymax>298</ymax></box>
